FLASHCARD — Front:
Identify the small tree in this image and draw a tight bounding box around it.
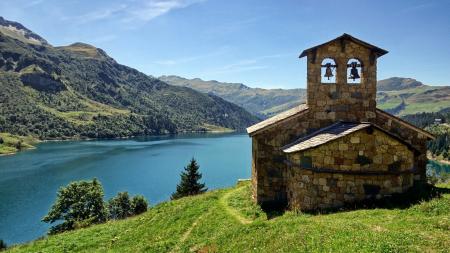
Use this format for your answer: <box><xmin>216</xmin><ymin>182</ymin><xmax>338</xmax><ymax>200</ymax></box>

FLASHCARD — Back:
<box><xmin>108</xmin><ymin>192</ymin><xmax>132</xmax><ymax>220</ymax></box>
<box><xmin>42</xmin><ymin>179</ymin><xmax>107</xmax><ymax>234</ymax></box>
<box><xmin>131</xmin><ymin>195</ymin><xmax>149</xmax><ymax>215</ymax></box>
<box><xmin>0</xmin><ymin>137</ymin><xmax>4</xmax><ymax>145</ymax></box>
<box><xmin>15</xmin><ymin>140</ymin><xmax>22</xmax><ymax>150</ymax></box>
<box><xmin>0</xmin><ymin>239</ymin><xmax>6</xmax><ymax>251</ymax></box>
<box><xmin>171</xmin><ymin>158</ymin><xmax>207</xmax><ymax>200</ymax></box>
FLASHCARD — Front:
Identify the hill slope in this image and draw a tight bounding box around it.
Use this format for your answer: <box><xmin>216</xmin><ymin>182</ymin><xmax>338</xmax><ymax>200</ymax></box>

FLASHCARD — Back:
<box><xmin>0</xmin><ymin>18</ymin><xmax>258</xmax><ymax>139</ymax></box>
<box><xmin>160</xmin><ymin>76</ymin><xmax>450</xmax><ymax>118</ymax></box>
<box><xmin>7</xmin><ymin>181</ymin><xmax>450</xmax><ymax>252</ymax></box>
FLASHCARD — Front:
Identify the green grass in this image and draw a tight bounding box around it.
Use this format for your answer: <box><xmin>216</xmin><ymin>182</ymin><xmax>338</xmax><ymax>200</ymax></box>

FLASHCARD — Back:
<box><xmin>6</xmin><ymin>182</ymin><xmax>450</xmax><ymax>252</ymax></box>
<box><xmin>0</xmin><ymin>133</ymin><xmax>37</xmax><ymax>155</ymax></box>
<box><xmin>201</xmin><ymin>124</ymin><xmax>234</xmax><ymax>133</ymax></box>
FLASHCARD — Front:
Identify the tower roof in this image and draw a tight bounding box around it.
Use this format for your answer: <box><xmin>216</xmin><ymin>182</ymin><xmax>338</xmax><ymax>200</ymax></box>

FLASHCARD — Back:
<box><xmin>299</xmin><ymin>33</ymin><xmax>388</xmax><ymax>58</ymax></box>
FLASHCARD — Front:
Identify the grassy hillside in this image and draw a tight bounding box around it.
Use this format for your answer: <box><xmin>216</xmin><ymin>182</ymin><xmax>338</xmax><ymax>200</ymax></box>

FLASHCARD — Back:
<box><xmin>0</xmin><ymin>133</ymin><xmax>37</xmax><ymax>155</ymax></box>
<box><xmin>161</xmin><ymin>75</ymin><xmax>450</xmax><ymax>118</ymax></box>
<box><xmin>0</xmin><ymin>17</ymin><xmax>259</xmax><ymax>140</ymax></box>
<box><xmin>377</xmin><ymin>84</ymin><xmax>450</xmax><ymax>116</ymax></box>
<box><xmin>7</xmin><ymin>181</ymin><xmax>450</xmax><ymax>252</ymax></box>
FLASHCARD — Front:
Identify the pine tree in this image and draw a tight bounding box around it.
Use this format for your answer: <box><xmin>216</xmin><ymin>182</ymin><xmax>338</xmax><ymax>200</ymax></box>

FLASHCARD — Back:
<box><xmin>171</xmin><ymin>158</ymin><xmax>207</xmax><ymax>200</ymax></box>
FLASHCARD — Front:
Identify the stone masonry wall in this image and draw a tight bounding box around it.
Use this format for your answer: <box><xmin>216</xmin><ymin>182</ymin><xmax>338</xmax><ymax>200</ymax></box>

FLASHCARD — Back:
<box><xmin>286</xmin><ymin>128</ymin><xmax>415</xmax><ymax>210</ymax></box>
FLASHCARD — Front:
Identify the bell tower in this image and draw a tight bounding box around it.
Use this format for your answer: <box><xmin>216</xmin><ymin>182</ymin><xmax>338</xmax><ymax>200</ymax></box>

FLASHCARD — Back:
<box><xmin>299</xmin><ymin>34</ymin><xmax>388</xmax><ymax>123</ymax></box>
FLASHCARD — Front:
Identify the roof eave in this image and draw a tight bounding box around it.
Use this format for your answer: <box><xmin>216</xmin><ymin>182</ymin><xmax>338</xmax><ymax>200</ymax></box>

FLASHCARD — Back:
<box><xmin>299</xmin><ymin>33</ymin><xmax>388</xmax><ymax>59</ymax></box>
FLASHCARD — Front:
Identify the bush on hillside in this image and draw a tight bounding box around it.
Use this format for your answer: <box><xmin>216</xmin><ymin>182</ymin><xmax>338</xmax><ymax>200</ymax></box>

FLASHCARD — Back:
<box><xmin>108</xmin><ymin>192</ymin><xmax>132</xmax><ymax>220</ymax></box>
<box><xmin>0</xmin><ymin>239</ymin><xmax>6</xmax><ymax>251</ymax></box>
<box><xmin>131</xmin><ymin>195</ymin><xmax>149</xmax><ymax>215</ymax></box>
<box><xmin>42</xmin><ymin>179</ymin><xmax>108</xmax><ymax>234</ymax></box>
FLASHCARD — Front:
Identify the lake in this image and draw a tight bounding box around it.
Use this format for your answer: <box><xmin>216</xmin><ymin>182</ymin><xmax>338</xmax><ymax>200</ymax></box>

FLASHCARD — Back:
<box><xmin>0</xmin><ymin>132</ymin><xmax>449</xmax><ymax>245</ymax></box>
<box><xmin>0</xmin><ymin>133</ymin><xmax>251</xmax><ymax>245</ymax></box>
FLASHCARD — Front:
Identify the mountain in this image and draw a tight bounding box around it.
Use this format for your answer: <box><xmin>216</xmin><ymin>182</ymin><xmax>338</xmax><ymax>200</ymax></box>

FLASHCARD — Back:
<box><xmin>0</xmin><ymin>17</ymin><xmax>258</xmax><ymax>139</ymax></box>
<box><xmin>159</xmin><ymin>75</ymin><xmax>306</xmax><ymax>118</ymax></box>
<box><xmin>160</xmin><ymin>75</ymin><xmax>450</xmax><ymax>118</ymax></box>
<box><xmin>376</xmin><ymin>80</ymin><xmax>450</xmax><ymax>116</ymax></box>
<box><xmin>377</xmin><ymin>77</ymin><xmax>424</xmax><ymax>91</ymax></box>
<box><xmin>0</xmin><ymin>17</ymin><xmax>49</xmax><ymax>46</ymax></box>
<box><xmin>8</xmin><ymin>181</ymin><xmax>450</xmax><ymax>252</ymax></box>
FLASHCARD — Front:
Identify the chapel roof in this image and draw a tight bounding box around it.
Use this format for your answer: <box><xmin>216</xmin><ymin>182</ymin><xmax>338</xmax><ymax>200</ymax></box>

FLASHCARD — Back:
<box><xmin>282</xmin><ymin>122</ymin><xmax>371</xmax><ymax>153</ymax></box>
<box><xmin>281</xmin><ymin>121</ymin><xmax>424</xmax><ymax>153</ymax></box>
<box><xmin>246</xmin><ymin>104</ymin><xmax>308</xmax><ymax>136</ymax></box>
<box><xmin>299</xmin><ymin>33</ymin><xmax>389</xmax><ymax>58</ymax></box>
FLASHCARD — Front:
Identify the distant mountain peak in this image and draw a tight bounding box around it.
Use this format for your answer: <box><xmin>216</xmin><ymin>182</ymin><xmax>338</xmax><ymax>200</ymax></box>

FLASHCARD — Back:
<box><xmin>0</xmin><ymin>16</ymin><xmax>49</xmax><ymax>46</ymax></box>
<box><xmin>377</xmin><ymin>77</ymin><xmax>424</xmax><ymax>91</ymax></box>
<box><xmin>58</xmin><ymin>42</ymin><xmax>110</xmax><ymax>60</ymax></box>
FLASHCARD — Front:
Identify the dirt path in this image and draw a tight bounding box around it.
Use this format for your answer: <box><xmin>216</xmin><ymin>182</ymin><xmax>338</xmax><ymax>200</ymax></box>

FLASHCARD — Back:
<box><xmin>169</xmin><ymin>208</ymin><xmax>211</xmax><ymax>253</ymax></box>
<box><xmin>219</xmin><ymin>187</ymin><xmax>252</xmax><ymax>225</ymax></box>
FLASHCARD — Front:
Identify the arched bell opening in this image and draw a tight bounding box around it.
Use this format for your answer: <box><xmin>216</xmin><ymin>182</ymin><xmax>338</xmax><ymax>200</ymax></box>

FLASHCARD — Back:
<box><xmin>320</xmin><ymin>58</ymin><xmax>337</xmax><ymax>84</ymax></box>
<box><xmin>347</xmin><ymin>58</ymin><xmax>363</xmax><ymax>84</ymax></box>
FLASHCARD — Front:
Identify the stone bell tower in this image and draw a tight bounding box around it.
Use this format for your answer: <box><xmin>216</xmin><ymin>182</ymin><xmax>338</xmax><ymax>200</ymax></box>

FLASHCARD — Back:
<box><xmin>299</xmin><ymin>34</ymin><xmax>388</xmax><ymax>123</ymax></box>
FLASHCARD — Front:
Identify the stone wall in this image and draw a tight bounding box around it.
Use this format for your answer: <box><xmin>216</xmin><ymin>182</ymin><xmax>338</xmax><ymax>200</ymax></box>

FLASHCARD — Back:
<box><xmin>287</xmin><ymin>170</ymin><xmax>414</xmax><ymax>210</ymax></box>
<box><xmin>285</xmin><ymin>128</ymin><xmax>415</xmax><ymax>210</ymax></box>
<box><xmin>287</xmin><ymin>129</ymin><xmax>414</xmax><ymax>173</ymax></box>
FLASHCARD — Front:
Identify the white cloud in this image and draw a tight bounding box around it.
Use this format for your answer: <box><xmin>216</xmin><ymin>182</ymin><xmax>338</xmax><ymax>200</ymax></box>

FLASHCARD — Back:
<box><xmin>153</xmin><ymin>46</ymin><xmax>229</xmax><ymax>65</ymax></box>
<box><xmin>71</xmin><ymin>0</ymin><xmax>205</xmax><ymax>24</ymax></box>
<box><xmin>205</xmin><ymin>54</ymin><xmax>291</xmax><ymax>74</ymax></box>
<box><xmin>25</xmin><ymin>0</ymin><xmax>45</xmax><ymax>7</ymax></box>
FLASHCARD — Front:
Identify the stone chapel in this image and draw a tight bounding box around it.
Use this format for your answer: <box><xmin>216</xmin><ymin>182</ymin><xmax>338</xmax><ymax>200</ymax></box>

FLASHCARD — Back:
<box><xmin>246</xmin><ymin>34</ymin><xmax>435</xmax><ymax>210</ymax></box>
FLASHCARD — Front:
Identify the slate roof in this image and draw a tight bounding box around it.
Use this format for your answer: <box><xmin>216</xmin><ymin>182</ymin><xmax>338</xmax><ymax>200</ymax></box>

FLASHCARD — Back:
<box><xmin>282</xmin><ymin>122</ymin><xmax>371</xmax><ymax>153</ymax></box>
<box><xmin>376</xmin><ymin>109</ymin><xmax>435</xmax><ymax>139</ymax></box>
<box><xmin>246</xmin><ymin>104</ymin><xmax>308</xmax><ymax>136</ymax></box>
<box><xmin>299</xmin><ymin>33</ymin><xmax>388</xmax><ymax>58</ymax></box>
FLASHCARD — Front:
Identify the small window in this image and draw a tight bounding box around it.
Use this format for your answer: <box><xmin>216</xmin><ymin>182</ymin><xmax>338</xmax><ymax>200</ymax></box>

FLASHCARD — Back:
<box><xmin>321</xmin><ymin>58</ymin><xmax>337</xmax><ymax>83</ymax></box>
<box><xmin>347</xmin><ymin>58</ymin><xmax>362</xmax><ymax>84</ymax></box>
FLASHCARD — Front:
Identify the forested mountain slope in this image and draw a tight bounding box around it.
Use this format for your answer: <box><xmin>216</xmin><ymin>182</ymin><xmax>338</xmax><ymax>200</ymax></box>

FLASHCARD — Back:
<box><xmin>0</xmin><ymin>18</ymin><xmax>258</xmax><ymax>139</ymax></box>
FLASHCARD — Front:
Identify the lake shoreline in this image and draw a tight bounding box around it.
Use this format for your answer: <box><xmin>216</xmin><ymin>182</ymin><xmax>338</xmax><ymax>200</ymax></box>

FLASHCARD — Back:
<box><xmin>0</xmin><ymin>129</ymin><xmax>240</xmax><ymax>156</ymax></box>
<box><xmin>427</xmin><ymin>153</ymin><xmax>450</xmax><ymax>166</ymax></box>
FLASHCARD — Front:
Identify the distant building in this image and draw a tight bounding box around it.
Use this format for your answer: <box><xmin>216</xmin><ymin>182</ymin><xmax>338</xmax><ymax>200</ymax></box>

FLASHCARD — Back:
<box><xmin>434</xmin><ymin>118</ymin><xmax>442</xmax><ymax>125</ymax></box>
<box><xmin>247</xmin><ymin>34</ymin><xmax>434</xmax><ymax>210</ymax></box>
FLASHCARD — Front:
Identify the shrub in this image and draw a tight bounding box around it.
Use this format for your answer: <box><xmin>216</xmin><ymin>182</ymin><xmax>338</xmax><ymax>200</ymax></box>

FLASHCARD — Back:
<box><xmin>42</xmin><ymin>178</ymin><xmax>107</xmax><ymax>234</ymax></box>
<box><xmin>15</xmin><ymin>140</ymin><xmax>22</xmax><ymax>150</ymax></box>
<box><xmin>131</xmin><ymin>195</ymin><xmax>149</xmax><ymax>215</ymax></box>
<box><xmin>108</xmin><ymin>192</ymin><xmax>132</xmax><ymax>220</ymax></box>
<box><xmin>0</xmin><ymin>239</ymin><xmax>6</xmax><ymax>251</ymax></box>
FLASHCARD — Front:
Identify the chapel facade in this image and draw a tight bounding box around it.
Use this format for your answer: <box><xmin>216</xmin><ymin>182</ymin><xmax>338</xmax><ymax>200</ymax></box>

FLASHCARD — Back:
<box><xmin>247</xmin><ymin>34</ymin><xmax>434</xmax><ymax>210</ymax></box>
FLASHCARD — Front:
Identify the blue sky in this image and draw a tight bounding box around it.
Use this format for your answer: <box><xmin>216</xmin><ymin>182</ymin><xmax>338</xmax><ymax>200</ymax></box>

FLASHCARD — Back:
<box><xmin>1</xmin><ymin>0</ymin><xmax>449</xmax><ymax>89</ymax></box>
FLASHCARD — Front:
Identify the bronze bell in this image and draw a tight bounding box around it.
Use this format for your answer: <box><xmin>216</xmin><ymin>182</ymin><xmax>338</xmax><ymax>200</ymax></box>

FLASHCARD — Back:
<box><xmin>324</xmin><ymin>63</ymin><xmax>334</xmax><ymax>80</ymax></box>
<box><xmin>349</xmin><ymin>61</ymin><xmax>360</xmax><ymax>80</ymax></box>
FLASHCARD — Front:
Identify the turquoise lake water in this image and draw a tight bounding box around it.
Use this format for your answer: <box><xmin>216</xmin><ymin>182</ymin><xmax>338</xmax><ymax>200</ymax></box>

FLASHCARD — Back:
<box><xmin>0</xmin><ymin>133</ymin><xmax>251</xmax><ymax>245</ymax></box>
<box><xmin>0</xmin><ymin>132</ymin><xmax>448</xmax><ymax>245</ymax></box>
